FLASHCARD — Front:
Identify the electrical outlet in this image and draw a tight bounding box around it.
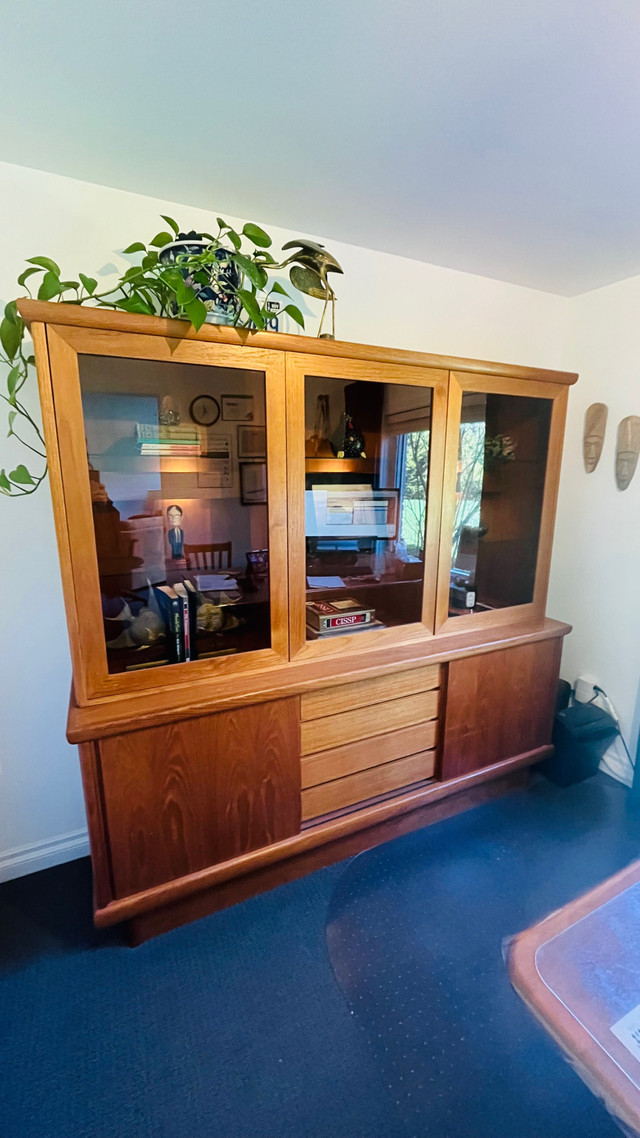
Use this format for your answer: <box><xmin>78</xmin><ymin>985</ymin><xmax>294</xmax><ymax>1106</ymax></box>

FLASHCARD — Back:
<box><xmin>575</xmin><ymin>674</ymin><xmax>597</xmax><ymax>703</ymax></box>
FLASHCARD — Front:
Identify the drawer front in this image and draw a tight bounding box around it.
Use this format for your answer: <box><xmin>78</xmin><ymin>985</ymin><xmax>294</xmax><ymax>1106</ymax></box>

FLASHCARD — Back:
<box><xmin>300</xmin><ymin>664</ymin><xmax>441</xmax><ymax>721</ymax></box>
<box><xmin>301</xmin><ymin>750</ymin><xmax>436</xmax><ymax>821</ymax></box>
<box><xmin>302</xmin><ymin>719</ymin><xmax>438</xmax><ymax>788</ymax></box>
<box><xmin>301</xmin><ymin>689</ymin><xmax>440</xmax><ymax>756</ymax></box>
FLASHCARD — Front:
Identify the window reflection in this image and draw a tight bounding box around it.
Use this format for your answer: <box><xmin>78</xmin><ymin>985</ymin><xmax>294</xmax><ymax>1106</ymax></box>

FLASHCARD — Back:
<box><xmin>449</xmin><ymin>392</ymin><xmax>551</xmax><ymax>616</ymax></box>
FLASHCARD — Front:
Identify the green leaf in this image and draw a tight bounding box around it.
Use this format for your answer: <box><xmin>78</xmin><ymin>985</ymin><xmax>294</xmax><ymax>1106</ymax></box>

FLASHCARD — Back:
<box><xmin>269</xmin><ymin>281</ymin><xmax>290</xmax><ymax>296</ymax></box>
<box><xmin>237</xmin><ymin>288</ymin><xmax>264</xmax><ymax>328</ymax></box>
<box><xmin>26</xmin><ymin>255</ymin><xmax>61</xmax><ymax>275</ymax></box>
<box><xmin>7</xmin><ymin>366</ymin><xmax>21</xmax><ymax>398</ymax></box>
<box><xmin>122</xmin><ymin>241</ymin><xmax>147</xmax><ymax>254</ymax></box>
<box><xmin>159</xmin><ymin>267</ymin><xmax>184</xmax><ymax>291</ymax></box>
<box><xmin>216</xmin><ymin>217</ymin><xmax>229</xmax><ymax>230</ymax></box>
<box><xmin>242</xmin><ymin>223</ymin><xmax>272</xmax><ymax>249</ymax></box>
<box><xmin>254</xmin><ymin>250</ymin><xmax>277</xmax><ymax>265</ymax></box>
<box><xmin>7</xmin><ymin>409</ymin><xmax>16</xmax><ymax>435</ymax></box>
<box><xmin>183</xmin><ymin>296</ymin><xmax>207</xmax><ymax>332</ymax></box>
<box><xmin>225</xmin><ymin>229</ymin><xmax>242</xmax><ymax>252</ymax></box>
<box><xmin>37</xmin><ymin>271</ymin><xmax>62</xmax><ymax>300</ymax></box>
<box><xmin>122</xmin><ymin>265</ymin><xmax>145</xmax><ymax>282</ymax></box>
<box><xmin>282</xmin><ymin>303</ymin><xmax>305</xmax><ymax>328</ymax></box>
<box><xmin>79</xmin><ymin>273</ymin><xmax>98</xmax><ymax>295</ymax></box>
<box><xmin>9</xmin><ymin>464</ymin><xmax>35</xmax><ymax>485</ymax></box>
<box><xmin>4</xmin><ymin>301</ymin><xmax>19</xmax><ymax>324</ymax></box>
<box><xmin>115</xmin><ymin>295</ymin><xmax>155</xmax><ymax>314</ymax></box>
<box><xmin>0</xmin><ymin>317</ymin><xmax>21</xmax><ymax>360</ymax></box>
<box><xmin>17</xmin><ymin>266</ymin><xmax>40</xmax><ymax>289</ymax></box>
<box><xmin>234</xmin><ymin>253</ymin><xmax>267</xmax><ymax>290</ymax></box>
<box><xmin>142</xmin><ymin>251</ymin><xmax>159</xmax><ymax>271</ymax></box>
<box><xmin>0</xmin><ymin>469</ymin><xmax>11</xmax><ymax>492</ymax></box>
<box><xmin>160</xmin><ymin>215</ymin><xmax>180</xmax><ymax>236</ymax></box>
<box><xmin>59</xmin><ymin>280</ymin><xmax>80</xmax><ymax>292</ymax></box>
<box><xmin>175</xmin><ymin>280</ymin><xmax>196</xmax><ymax>307</ymax></box>
<box><xmin>149</xmin><ymin>231</ymin><xmax>174</xmax><ymax>248</ymax></box>
<box><xmin>289</xmin><ymin>264</ymin><xmax>327</xmax><ymax>299</ymax></box>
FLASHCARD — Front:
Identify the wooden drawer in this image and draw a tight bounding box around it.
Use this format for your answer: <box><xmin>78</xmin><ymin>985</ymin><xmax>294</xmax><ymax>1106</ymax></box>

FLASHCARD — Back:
<box><xmin>302</xmin><ymin>719</ymin><xmax>438</xmax><ymax>788</ymax></box>
<box><xmin>301</xmin><ymin>749</ymin><xmax>436</xmax><ymax>821</ymax></box>
<box><xmin>301</xmin><ymin>688</ymin><xmax>439</xmax><ymax>755</ymax></box>
<box><xmin>300</xmin><ymin>664</ymin><xmax>441</xmax><ymax>721</ymax></box>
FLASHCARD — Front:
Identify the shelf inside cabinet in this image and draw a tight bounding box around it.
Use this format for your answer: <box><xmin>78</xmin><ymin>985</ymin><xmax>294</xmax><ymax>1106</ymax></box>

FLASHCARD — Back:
<box><xmin>304</xmin><ymin>458</ymin><xmax>376</xmax><ymax>474</ymax></box>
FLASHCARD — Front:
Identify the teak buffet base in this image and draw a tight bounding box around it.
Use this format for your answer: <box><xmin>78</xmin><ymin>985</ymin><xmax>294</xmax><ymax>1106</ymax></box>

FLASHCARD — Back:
<box><xmin>72</xmin><ymin>621</ymin><xmax>567</xmax><ymax>944</ymax></box>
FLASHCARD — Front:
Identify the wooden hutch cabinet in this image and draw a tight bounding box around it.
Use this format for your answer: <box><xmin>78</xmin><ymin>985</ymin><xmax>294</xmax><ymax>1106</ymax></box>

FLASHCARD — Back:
<box><xmin>20</xmin><ymin>300</ymin><xmax>576</xmax><ymax>942</ymax></box>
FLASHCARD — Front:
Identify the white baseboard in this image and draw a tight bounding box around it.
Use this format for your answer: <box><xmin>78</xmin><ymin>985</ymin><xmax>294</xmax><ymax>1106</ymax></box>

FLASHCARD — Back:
<box><xmin>0</xmin><ymin>828</ymin><xmax>89</xmax><ymax>883</ymax></box>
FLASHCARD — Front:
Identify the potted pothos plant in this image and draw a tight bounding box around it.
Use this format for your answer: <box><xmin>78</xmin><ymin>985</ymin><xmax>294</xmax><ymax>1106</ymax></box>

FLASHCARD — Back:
<box><xmin>0</xmin><ymin>215</ymin><xmax>342</xmax><ymax>496</ymax></box>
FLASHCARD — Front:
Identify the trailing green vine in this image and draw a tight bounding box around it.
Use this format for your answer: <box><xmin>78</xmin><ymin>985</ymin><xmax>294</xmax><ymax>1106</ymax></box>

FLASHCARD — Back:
<box><xmin>0</xmin><ymin>214</ymin><xmax>313</xmax><ymax>497</ymax></box>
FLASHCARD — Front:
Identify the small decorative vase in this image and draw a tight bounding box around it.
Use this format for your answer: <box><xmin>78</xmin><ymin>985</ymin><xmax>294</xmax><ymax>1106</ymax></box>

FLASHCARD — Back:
<box><xmin>331</xmin><ymin>412</ymin><xmax>366</xmax><ymax>459</ymax></box>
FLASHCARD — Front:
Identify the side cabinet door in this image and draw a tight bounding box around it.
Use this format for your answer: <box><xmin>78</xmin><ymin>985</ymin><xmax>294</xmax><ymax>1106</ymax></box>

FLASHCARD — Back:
<box><xmin>99</xmin><ymin>699</ymin><xmax>301</xmax><ymax>898</ymax></box>
<box><xmin>440</xmin><ymin>639</ymin><xmax>562</xmax><ymax>780</ymax></box>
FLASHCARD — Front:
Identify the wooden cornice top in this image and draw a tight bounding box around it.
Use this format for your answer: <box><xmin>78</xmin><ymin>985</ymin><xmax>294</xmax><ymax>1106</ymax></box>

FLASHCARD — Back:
<box><xmin>17</xmin><ymin>299</ymin><xmax>578</xmax><ymax>385</ymax></box>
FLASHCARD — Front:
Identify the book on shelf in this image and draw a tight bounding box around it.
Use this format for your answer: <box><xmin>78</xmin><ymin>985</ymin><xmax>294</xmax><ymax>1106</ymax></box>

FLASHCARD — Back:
<box><xmin>136</xmin><ymin>423</ymin><xmax>202</xmax><ymax>456</ymax></box>
<box><xmin>138</xmin><ymin>444</ymin><xmax>201</xmax><ymax>456</ymax></box>
<box><xmin>306</xmin><ymin>618</ymin><xmax>386</xmax><ymax>640</ymax></box>
<box><xmin>154</xmin><ymin>581</ymin><xmax>200</xmax><ymax>664</ymax></box>
<box><xmin>136</xmin><ymin>423</ymin><xmax>202</xmax><ymax>441</ymax></box>
<box><xmin>153</xmin><ymin>585</ymin><xmax>184</xmax><ymax>663</ymax></box>
<box><xmin>174</xmin><ymin>582</ymin><xmax>199</xmax><ymax>662</ymax></box>
<box><xmin>306</xmin><ymin>597</ymin><xmax>375</xmax><ymax>632</ymax></box>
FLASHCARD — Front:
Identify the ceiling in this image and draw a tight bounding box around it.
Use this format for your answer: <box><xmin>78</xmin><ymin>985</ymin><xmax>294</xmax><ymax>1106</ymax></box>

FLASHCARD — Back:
<box><xmin>0</xmin><ymin>0</ymin><xmax>638</xmax><ymax>295</ymax></box>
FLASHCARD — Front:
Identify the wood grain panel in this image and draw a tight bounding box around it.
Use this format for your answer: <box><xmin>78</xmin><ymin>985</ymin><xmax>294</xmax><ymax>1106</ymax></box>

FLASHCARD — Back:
<box><xmin>302</xmin><ymin>720</ymin><xmax>438</xmax><ymax>788</ymax></box>
<box><xmin>18</xmin><ymin>300</ymin><xmax>578</xmax><ymax>384</ymax></box>
<box><xmin>99</xmin><ymin>699</ymin><xmax>300</xmax><ymax>897</ymax></box>
<box><xmin>301</xmin><ymin>689</ymin><xmax>439</xmax><ymax>755</ymax></box>
<box><xmin>300</xmin><ymin>664</ymin><xmax>440</xmax><ymax>721</ymax></box>
<box><xmin>301</xmin><ymin>750</ymin><xmax>436</xmax><ymax>820</ymax></box>
<box><xmin>440</xmin><ymin>639</ymin><xmax>562</xmax><ymax>780</ymax></box>
<box><xmin>78</xmin><ymin>740</ymin><xmax>114</xmax><ymax>909</ymax></box>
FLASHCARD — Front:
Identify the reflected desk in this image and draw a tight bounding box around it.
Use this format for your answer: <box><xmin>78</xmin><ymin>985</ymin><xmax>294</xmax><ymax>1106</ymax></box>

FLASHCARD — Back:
<box><xmin>508</xmin><ymin>860</ymin><xmax>640</xmax><ymax>1137</ymax></box>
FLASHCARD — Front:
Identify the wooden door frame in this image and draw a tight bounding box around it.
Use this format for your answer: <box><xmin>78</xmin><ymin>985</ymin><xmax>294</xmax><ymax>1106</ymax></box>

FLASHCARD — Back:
<box><xmin>44</xmin><ymin>323</ymin><xmax>290</xmax><ymax>702</ymax></box>
<box><xmin>284</xmin><ymin>352</ymin><xmax>449</xmax><ymax>661</ymax></box>
<box><xmin>434</xmin><ymin>371</ymin><xmax>569</xmax><ymax>635</ymax></box>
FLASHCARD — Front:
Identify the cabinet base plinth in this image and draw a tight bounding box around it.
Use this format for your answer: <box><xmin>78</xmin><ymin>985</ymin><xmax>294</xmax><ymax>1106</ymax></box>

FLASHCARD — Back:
<box><xmin>125</xmin><ymin>767</ymin><xmax>532</xmax><ymax>945</ymax></box>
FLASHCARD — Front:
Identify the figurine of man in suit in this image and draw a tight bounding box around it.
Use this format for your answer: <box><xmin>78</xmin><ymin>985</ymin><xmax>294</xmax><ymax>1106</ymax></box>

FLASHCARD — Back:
<box><xmin>166</xmin><ymin>504</ymin><xmax>185</xmax><ymax>560</ymax></box>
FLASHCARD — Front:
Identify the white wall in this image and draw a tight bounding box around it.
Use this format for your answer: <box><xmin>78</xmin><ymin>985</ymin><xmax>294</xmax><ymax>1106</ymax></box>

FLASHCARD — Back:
<box><xmin>547</xmin><ymin>275</ymin><xmax>640</xmax><ymax>783</ymax></box>
<box><xmin>0</xmin><ymin>160</ymin><xmax>572</xmax><ymax>880</ymax></box>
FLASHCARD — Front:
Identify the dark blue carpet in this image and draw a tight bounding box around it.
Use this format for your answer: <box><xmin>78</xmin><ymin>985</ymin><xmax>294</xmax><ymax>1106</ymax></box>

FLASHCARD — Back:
<box><xmin>1</xmin><ymin>772</ymin><xmax>638</xmax><ymax>1138</ymax></box>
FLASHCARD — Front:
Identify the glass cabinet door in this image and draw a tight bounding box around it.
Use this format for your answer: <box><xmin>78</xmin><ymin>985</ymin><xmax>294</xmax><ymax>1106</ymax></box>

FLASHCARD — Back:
<box><xmin>437</xmin><ymin>374</ymin><xmax>566</xmax><ymax>629</ymax></box>
<box><xmin>286</xmin><ymin>355</ymin><xmax>447</xmax><ymax>656</ymax></box>
<box><xmin>47</xmin><ymin>326</ymin><xmax>287</xmax><ymax>697</ymax></box>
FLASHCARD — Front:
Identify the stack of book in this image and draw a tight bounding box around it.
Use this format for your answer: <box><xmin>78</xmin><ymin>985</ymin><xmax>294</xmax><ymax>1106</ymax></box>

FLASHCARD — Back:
<box><xmin>136</xmin><ymin>423</ymin><xmax>201</xmax><ymax>456</ymax></box>
<box><xmin>153</xmin><ymin>581</ymin><xmax>199</xmax><ymax>663</ymax></box>
<box><xmin>306</xmin><ymin>597</ymin><xmax>382</xmax><ymax>640</ymax></box>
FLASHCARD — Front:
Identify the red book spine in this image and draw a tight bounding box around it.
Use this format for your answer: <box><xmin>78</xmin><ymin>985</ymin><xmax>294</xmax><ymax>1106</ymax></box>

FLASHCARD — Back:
<box><xmin>321</xmin><ymin>612</ymin><xmax>369</xmax><ymax>631</ymax></box>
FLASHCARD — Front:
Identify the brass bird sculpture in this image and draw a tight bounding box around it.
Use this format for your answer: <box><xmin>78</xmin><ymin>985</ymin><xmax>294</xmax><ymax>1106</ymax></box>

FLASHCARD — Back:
<box><xmin>278</xmin><ymin>239</ymin><xmax>343</xmax><ymax>338</ymax></box>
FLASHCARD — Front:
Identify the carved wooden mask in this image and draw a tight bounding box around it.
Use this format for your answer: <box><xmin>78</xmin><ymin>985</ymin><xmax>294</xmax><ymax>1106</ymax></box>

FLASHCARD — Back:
<box><xmin>616</xmin><ymin>416</ymin><xmax>640</xmax><ymax>490</ymax></box>
<box><xmin>583</xmin><ymin>403</ymin><xmax>607</xmax><ymax>472</ymax></box>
